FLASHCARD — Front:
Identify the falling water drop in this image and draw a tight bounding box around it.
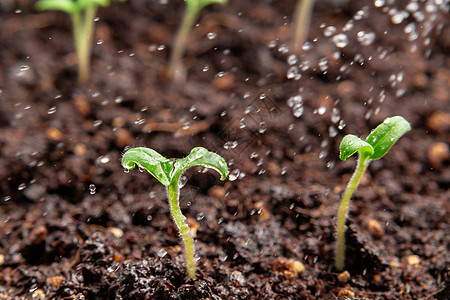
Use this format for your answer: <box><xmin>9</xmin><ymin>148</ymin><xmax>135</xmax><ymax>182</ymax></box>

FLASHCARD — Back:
<box><xmin>332</xmin><ymin>34</ymin><xmax>349</xmax><ymax>48</ymax></box>
<box><xmin>89</xmin><ymin>184</ymin><xmax>96</xmax><ymax>195</ymax></box>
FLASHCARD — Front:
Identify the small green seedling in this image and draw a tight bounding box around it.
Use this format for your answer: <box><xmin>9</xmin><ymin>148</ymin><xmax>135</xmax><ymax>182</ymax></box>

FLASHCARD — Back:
<box><xmin>167</xmin><ymin>0</ymin><xmax>228</xmax><ymax>80</ymax></box>
<box><xmin>292</xmin><ymin>0</ymin><xmax>316</xmax><ymax>53</ymax></box>
<box><xmin>35</xmin><ymin>0</ymin><xmax>125</xmax><ymax>84</ymax></box>
<box><xmin>122</xmin><ymin>147</ymin><xmax>229</xmax><ymax>279</ymax></box>
<box><xmin>335</xmin><ymin>116</ymin><xmax>411</xmax><ymax>271</ymax></box>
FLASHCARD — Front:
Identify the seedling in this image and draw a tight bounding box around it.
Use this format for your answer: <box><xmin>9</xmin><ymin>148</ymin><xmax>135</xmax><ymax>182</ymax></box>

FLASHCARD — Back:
<box><xmin>292</xmin><ymin>0</ymin><xmax>316</xmax><ymax>52</ymax></box>
<box><xmin>122</xmin><ymin>147</ymin><xmax>229</xmax><ymax>279</ymax></box>
<box><xmin>35</xmin><ymin>0</ymin><xmax>125</xmax><ymax>84</ymax></box>
<box><xmin>335</xmin><ymin>116</ymin><xmax>411</xmax><ymax>271</ymax></box>
<box><xmin>167</xmin><ymin>0</ymin><xmax>228</xmax><ymax>80</ymax></box>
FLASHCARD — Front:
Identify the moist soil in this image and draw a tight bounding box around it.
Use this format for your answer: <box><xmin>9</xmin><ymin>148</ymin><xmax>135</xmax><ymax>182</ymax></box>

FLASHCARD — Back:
<box><xmin>0</xmin><ymin>0</ymin><xmax>449</xmax><ymax>299</ymax></box>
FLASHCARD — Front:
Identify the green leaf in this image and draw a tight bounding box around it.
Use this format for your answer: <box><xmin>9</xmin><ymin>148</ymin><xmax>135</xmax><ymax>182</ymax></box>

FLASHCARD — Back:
<box><xmin>339</xmin><ymin>135</ymin><xmax>374</xmax><ymax>161</ymax></box>
<box><xmin>35</xmin><ymin>0</ymin><xmax>78</xmax><ymax>14</ymax></box>
<box><xmin>186</xmin><ymin>0</ymin><xmax>228</xmax><ymax>12</ymax></box>
<box><xmin>365</xmin><ymin>116</ymin><xmax>411</xmax><ymax>160</ymax></box>
<box><xmin>122</xmin><ymin>147</ymin><xmax>173</xmax><ymax>186</ymax></box>
<box><xmin>172</xmin><ymin>147</ymin><xmax>229</xmax><ymax>181</ymax></box>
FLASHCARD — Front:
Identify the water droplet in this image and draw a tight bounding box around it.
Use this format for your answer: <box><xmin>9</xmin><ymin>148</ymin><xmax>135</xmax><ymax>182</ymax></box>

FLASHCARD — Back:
<box><xmin>89</xmin><ymin>184</ymin><xmax>96</xmax><ymax>195</ymax></box>
<box><xmin>332</xmin><ymin>34</ymin><xmax>349</xmax><ymax>48</ymax></box>
<box><xmin>224</xmin><ymin>141</ymin><xmax>238</xmax><ymax>150</ymax></box>
<box><xmin>390</xmin><ymin>9</ymin><xmax>408</xmax><ymax>24</ymax></box>
<box><xmin>267</xmin><ymin>40</ymin><xmax>277</xmax><ymax>48</ymax></box>
<box><xmin>329</xmin><ymin>126</ymin><xmax>338</xmax><ymax>137</ymax></box>
<box><xmin>207</xmin><ymin>32</ymin><xmax>217</xmax><ymax>40</ymax></box>
<box><xmin>258</xmin><ymin>121</ymin><xmax>267</xmax><ymax>134</ymax></box>
<box><xmin>319</xmin><ymin>150</ymin><xmax>328</xmax><ymax>159</ymax></box>
<box><xmin>4</xmin><ymin>196</ymin><xmax>11</xmax><ymax>202</ymax></box>
<box><xmin>287</xmin><ymin>54</ymin><xmax>298</xmax><ymax>65</ymax></box>
<box><xmin>17</xmin><ymin>183</ymin><xmax>26</xmax><ymax>191</ymax></box>
<box><xmin>374</xmin><ymin>0</ymin><xmax>385</xmax><ymax>8</ymax></box>
<box><xmin>229</xmin><ymin>169</ymin><xmax>240</xmax><ymax>181</ymax></box>
<box><xmin>97</xmin><ymin>155</ymin><xmax>110</xmax><ymax>164</ymax></box>
<box><xmin>357</xmin><ymin>31</ymin><xmax>376</xmax><ymax>46</ymax></box>
<box><xmin>317</xmin><ymin>106</ymin><xmax>327</xmax><ymax>115</ymax></box>
<box><xmin>239</xmin><ymin>118</ymin><xmax>246</xmax><ymax>129</ymax></box>
<box><xmin>287</xmin><ymin>95</ymin><xmax>302</xmax><ymax>107</ymax></box>
<box><xmin>96</xmin><ymin>39</ymin><xmax>103</xmax><ymax>45</ymax></box>
<box><xmin>157</xmin><ymin>248</ymin><xmax>167</xmax><ymax>258</ymax></box>
<box><xmin>124</xmin><ymin>169</ymin><xmax>130</xmax><ymax>173</ymax></box>
<box><xmin>93</xmin><ymin>120</ymin><xmax>103</xmax><ymax>127</ymax></box>
<box><xmin>179</xmin><ymin>175</ymin><xmax>188</xmax><ymax>188</ymax></box>
<box><xmin>196</xmin><ymin>212</ymin><xmax>205</xmax><ymax>221</ymax></box>
<box><xmin>202</xmin><ymin>65</ymin><xmax>209</xmax><ymax>72</ymax></box>
<box><xmin>293</xmin><ymin>104</ymin><xmax>304</xmax><ymax>118</ymax></box>
<box><xmin>47</xmin><ymin>106</ymin><xmax>57</xmax><ymax>114</ymax></box>
<box><xmin>302</xmin><ymin>42</ymin><xmax>313</xmax><ymax>51</ymax></box>
<box><xmin>19</xmin><ymin>65</ymin><xmax>30</xmax><ymax>72</ymax></box>
<box><xmin>323</xmin><ymin>26</ymin><xmax>336</xmax><ymax>37</ymax></box>
<box><xmin>107</xmin><ymin>262</ymin><xmax>120</xmax><ymax>273</ymax></box>
<box><xmin>278</xmin><ymin>44</ymin><xmax>289</xmax><ymax>54</ymax></box>
<box><xmin>286</xmin><ymin>66</ymin><xmax>301</xmax><ymax>80</ymax></box>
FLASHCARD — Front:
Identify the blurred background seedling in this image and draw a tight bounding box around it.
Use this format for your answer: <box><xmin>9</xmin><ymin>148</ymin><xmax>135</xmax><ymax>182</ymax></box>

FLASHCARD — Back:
<box><xmin>167</xmin><ymin>0</ymin><xmax>228</xmax><ymax>81</ymax></box>
<box><xmin>35</xmin><ymin>0</ymin><xmax>126</xmax><ymax>84</ymax></box>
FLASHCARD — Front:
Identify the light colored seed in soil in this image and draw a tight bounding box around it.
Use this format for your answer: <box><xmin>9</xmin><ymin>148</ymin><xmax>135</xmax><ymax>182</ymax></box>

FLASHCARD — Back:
<box><xmin>31</xmin><ymin>289</ymin><xmax>46</xmax><ymax>300</ymax></box>
<box><xmin>108</xmin><ymin>227</ymin><xmax>124</xmax><ymax>238</ymax></box>
<box><xmin>45</xmin><ymin>128</ymin><xmax>63</xmax><ymax>140</ymax></box>
<box><xmin>368</xmin><ymin>219</ymin><xmax>385</xmax><ymax>238</ymax></box>
<box><xmin>208</xmin><ymin>186</ymin><xmax>226</xmax><ymax>199</ymax></box>
<box><xmin>337</xmin><ymin>288</ymin><xmax>355</xmax><ymax>298</ymax></box>
<box><xmin>427</xmin><ymin>112</ymin><xmax>450</xmax><ymax>133</ymax></box>
<box><xmin>74</xmin><ymin>144</ymin><xmax>86</xmax><ymax>156</ymax></box>
<box><xmin>337</xmin><ymin>270</ymin><xmax>351</xmax><ymax>283</ymax></box>
<box><xmin>47</xmin><ymin>275</ymin><xmax>65</xmax><ymax>288</ymax></box>
<box><xmin>407</xmin><ymin>255</ymin><xmax>420</xmax><ymax>265</ymax></box>
<box><xmin>427</xmin><ymin>142</ymin><xmax>449</xmax><ymax>166</ymax></box>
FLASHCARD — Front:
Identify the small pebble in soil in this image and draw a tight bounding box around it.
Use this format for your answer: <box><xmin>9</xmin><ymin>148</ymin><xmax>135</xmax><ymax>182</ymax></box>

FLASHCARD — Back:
<box><xmin>407</xmin><ymin>255</ymin><xmax>420</xmax><ymax>266</ymax></box>
<box><xmin>337</xmin><ymin>270</ymin><xmax>351</xmax><ymax>283</ymax></box>
<box><xmin>427</xmin><ymin>142</ymin><xmax>449</xmax><ymax>167</ymax></box>
<box><xmin>338</xmin><ymin>289</ymin><xmax>355</xmax><ymax>298</ymax></box>
<box><xmin>32</xmin><ymin>289</ymin><xmax>46</xmax><ymax>300</ymax></box>
<box><xmin>367</xmin><ymin>219</ymin><xmax>385</xmax><ymax>238</ymax></box>
<box><xmin>108</xmin><ymin>227</ymin><xmax>124</xmax><ymax>238</ymax></box>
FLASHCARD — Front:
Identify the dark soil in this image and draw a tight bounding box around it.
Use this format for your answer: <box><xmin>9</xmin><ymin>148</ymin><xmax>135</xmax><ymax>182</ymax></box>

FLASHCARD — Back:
<box><xmin>0</xmin><ymin>0</ymin><xmax>449</xmax><ymax>299</ymax></box>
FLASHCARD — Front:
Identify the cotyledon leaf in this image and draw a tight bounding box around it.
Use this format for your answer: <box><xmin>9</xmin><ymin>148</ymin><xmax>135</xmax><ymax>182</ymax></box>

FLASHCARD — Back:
<box><xmin>365</xmin><ymin>116</ymin><xmax>411</xmax><ymax>160</ymax></box>
<box><xmin>171</xmin><ymin>147</ymin><xmax>229</xmax><ymax>181</ymax></box>
<box><xmin>35</xmin><ymin>0</ymin><xmax>78</xmax><ymax>13</ymax></box>
<box><xmin>339</xmin><ymin>134</ymin><xmax>374</xmax><ymax>161</ymax></box>
<box><xmin>121</xmin><ymin>147</ymin><xmax>173</xmax><ymax>186</ymax></box>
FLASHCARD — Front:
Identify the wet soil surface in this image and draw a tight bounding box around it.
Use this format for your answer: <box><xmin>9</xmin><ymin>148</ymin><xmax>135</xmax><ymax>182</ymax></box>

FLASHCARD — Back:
<box><xmin>0</xmin><ymin>0</ymin><xmax>449</xmax><ymax>299</ymax></box>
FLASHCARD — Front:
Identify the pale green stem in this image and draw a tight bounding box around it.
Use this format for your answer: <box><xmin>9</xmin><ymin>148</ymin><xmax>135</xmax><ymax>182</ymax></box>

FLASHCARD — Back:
<box><xmin>292</xmin><ymin>0</ymin><xmax>315</xmax><ymax>53</ymax></box>
<box><xmin>335</xmin><ymin>155</ymin><xmax>370</xmax><ymax>271</ymax></box>
<box><xmin>167</xmin><ymin>7</ymin><xmax>199</xmax><ymax>80</ymax></box>
<box><xmin>167</xmin><ymin>174</ymin><xmax>196</xmax><ymax>279</ymax></box>
<box><xmin>71</xmin><ymin>5</ymin><xmax>96</xmax><ymax>84</ymax></box>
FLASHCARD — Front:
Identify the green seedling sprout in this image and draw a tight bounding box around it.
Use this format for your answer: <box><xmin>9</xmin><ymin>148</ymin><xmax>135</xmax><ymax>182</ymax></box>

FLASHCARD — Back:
<box><xmin>292</xmin><ymin>0</ymin><xmax>315</xmax><ymax>53</ymax></box>
<box><xmin>335</xmin><ymin>116</ymin><xmax>411</xmax><ymax>271</ymax></box>
<box><xmin>35</xmin><ymin>0</ymin><xmax>125</xmax><ymax>84</ymax></box>
<box><xmin>122</xmin><ymin>147</ymin><xmax>229</xmax><ymax>279</ymax></box>
<box><xmin>167</xmin><ymin>0</ymin><xmax>227</xmax><ymax>80</ymax></box>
